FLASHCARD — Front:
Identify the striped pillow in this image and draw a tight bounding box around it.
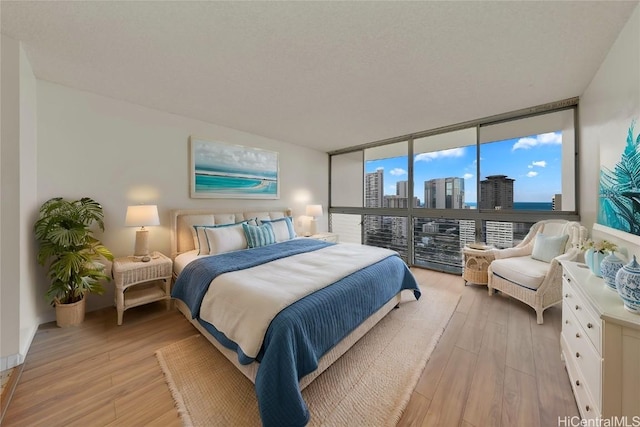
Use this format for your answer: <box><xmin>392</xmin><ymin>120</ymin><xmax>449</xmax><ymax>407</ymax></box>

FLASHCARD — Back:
<box><xmin>242</xmin><ymin>223</ymin><xmax>276</xmax><ymax>248</ymax></box>
<box><xmin>260</xmin><ymin>216</ymin><xmax>296</xmax><ymax>242</ymax></box>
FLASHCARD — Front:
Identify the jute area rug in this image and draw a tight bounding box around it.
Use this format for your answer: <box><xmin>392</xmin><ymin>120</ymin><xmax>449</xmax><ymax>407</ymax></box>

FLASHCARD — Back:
<box><xmin>156</xmin><ymin>284</ymin><xmax>460</xmax><ymax>426</ymax></box>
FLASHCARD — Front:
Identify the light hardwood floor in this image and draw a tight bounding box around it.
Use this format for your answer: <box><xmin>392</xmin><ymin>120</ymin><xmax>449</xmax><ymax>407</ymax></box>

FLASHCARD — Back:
<box><xmin>3</xmin><ymin>268</ymin><xmax>578</xmax><ymax>426</ymax></box>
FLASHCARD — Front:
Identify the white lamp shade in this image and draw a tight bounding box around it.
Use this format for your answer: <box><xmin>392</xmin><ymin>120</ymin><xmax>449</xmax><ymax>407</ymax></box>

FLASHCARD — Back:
<box><xmin>306</xmin><ymin>204</ymin><xmax>323</xmax><ymax>218</ymax></box>
<box><xmin>125</xmin><ymin>205</ymin><xmax>160</xmax><ymax>227</ymax></box>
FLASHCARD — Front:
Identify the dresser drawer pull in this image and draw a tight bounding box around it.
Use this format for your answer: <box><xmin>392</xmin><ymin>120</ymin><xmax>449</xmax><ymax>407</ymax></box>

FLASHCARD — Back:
<box><xmin>587</xmin><ymin>323</ymin><xmax>593</xmax><ymax>329</ymax></box>
<box><xmin>576</xmin><ymin>352</ymin><xmax>580</xmax><ymax>358</ymax></box>
<box><xmin>576</xmin><ymin>332</ymin><xmax>581</xmax><ymax>338</ymax></box>
<box><xmin>567</xmin><ymin>277</ymin><xmax>571</xmax><ymax>283</ymax></box>
<box><xmin>565</xmin><ymin>320</ymin><xmax>569</xmax><ymax>325</ymax></box>
<box><xmin>565</xmin><ymin>293</ymin><xmax>569</xmax><ymax>298</ymax></box>
<box><xmin>585</xmin><ymin>405</ymin><xmax>590</xmax><ymax>412</ymax></box>
<box><xmin>576</xmin><ymin>380</ymin><xmax>580</xmax><ymax>386</ymax></box>
<box><xmin>575</xmin><ymin>305</ymin><xmax>580</xmax><ymax>310</ymax></box>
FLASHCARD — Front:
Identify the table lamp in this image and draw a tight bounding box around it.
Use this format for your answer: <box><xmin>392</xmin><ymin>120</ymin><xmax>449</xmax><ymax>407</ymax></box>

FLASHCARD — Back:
<box><xmin>125</xmin><ymin>205</ymin><xmax>160</xmax><ymax>259</ymax></box>
<box><xmin>306</xmin><ymin>204</ymin><xmax>323</xmax><ymax>236</ymax></box>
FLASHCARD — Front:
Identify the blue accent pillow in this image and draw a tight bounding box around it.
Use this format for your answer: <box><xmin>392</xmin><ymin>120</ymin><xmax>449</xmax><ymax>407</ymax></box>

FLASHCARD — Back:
<box><xmin>531</xmin><ymin>233</ymin><xmax>569</xmax><ymax>263</ymax></box>
<box><xmin>260</xmin><ymin>217</ymin><xmax>296</xmax><ymax>242</ymax></box>
<box><xmin>242</xmin><ymin>223</ymin><xmax>276</xmax><ymax>248</ymax></box>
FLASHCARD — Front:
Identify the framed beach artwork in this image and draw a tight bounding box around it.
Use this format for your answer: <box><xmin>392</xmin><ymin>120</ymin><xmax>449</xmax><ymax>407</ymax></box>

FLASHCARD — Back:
<box><xmin>190</xmin><ymin>137</ymin><xmax>279</xmax><ymax>199</ymax></box>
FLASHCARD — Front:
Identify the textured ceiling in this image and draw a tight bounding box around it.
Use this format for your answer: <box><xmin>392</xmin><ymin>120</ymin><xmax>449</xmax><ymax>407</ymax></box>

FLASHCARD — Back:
<box><xmin>1</xmin><ymin>1</ymin><xmax>637</xmax><ymax>152</ymax></box>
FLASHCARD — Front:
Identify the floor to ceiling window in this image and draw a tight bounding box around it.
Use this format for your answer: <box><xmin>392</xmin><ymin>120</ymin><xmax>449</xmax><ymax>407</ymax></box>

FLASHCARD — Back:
<box><xmin>329</xmin><ymin>99</ymin><xmax>580</xmax><ymax>273</ymax></box>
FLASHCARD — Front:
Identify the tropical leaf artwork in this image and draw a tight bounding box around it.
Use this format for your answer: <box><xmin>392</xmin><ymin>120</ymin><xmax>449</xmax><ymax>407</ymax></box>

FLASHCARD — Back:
<box><xmin>599</xmin><ymin>119</ymin><xmax>640</xmax><ymax>235</ymax></box>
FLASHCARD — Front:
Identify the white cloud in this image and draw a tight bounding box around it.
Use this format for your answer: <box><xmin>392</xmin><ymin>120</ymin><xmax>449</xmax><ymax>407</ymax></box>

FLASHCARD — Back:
<box><xmin>528</xmin><ymin>165</ymin><xmax>533</xmax><ymax>169</ymax></box>
<box><xmin>527</xmin><ymin>171</ymin><xmax>538</xmax><ymax>177</ymax></box>
<box><xmin>389</xmin><ymin>168</ymin><xmax>407</xmax><ymax>176</ymax></box>
<box><xmin>463</xmin><ymin>173</ymin><xmax>473</xmax><ymax>179</ymax></box>
<box><xmin>376</xmin><ymin>167</ymin><xmax>384</xmax><ymax>171</ymax></box>
<box><xmin>512</xmin><ymin>132</ymin><xmax>562</xmax><ymax>151</ymax></box>
<box><xmin>415</xmin><ymin>147</ymin><xmax>465</xmax><ymax>162</ymax></box>
<box><xmin>532</xmin><ymin>160</ymin><xmax>547</xmax><ymax>167</ymax></box>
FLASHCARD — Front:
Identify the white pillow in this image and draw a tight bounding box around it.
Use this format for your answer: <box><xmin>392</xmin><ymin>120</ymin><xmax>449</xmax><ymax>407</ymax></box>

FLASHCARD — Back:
<box><xmin>193</xmin><ymin>226</ymin><xmax>215</xmax><ymax>255</ymax></box>
<box><xmin>260</xmin><ymin>217</ymin><xmax>296</xmax><ymax>242</ymax></box>
<box><xmin>531</xmin><ymin>233</ymin><xmax>569</xmax><ymax>263</ymax></box>
<box><xmin>180</xmin><ymin>214</ymin><xmax>215</xmax><ymax>252</ymax></box>
<box><xmin>204</xmin><ymin>224</ymin><xmax>248</xmax><ymax>255</ymax></box>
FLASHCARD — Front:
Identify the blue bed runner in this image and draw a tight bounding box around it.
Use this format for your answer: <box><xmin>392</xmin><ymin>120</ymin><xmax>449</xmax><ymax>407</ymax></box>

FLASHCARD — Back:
<box><xmin>171</xmin><ymin>239</ymin><xmax>421</xmax><ymax>427</ymax></box>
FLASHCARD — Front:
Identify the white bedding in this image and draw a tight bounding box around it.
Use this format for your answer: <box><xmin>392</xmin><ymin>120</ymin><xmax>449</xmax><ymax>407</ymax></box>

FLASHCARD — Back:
<box><xmin>198</xmin><ymin>243</ymin><xmax>396</xmax><ymax>359</ymax></box>
<box><xmin>173</xmin><ymin>250</ymin><xmax>201</xmax><ymax>276</ymax></box>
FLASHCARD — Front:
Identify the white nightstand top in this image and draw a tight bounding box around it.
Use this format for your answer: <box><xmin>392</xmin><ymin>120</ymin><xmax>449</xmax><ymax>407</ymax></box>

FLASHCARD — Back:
<box><xmin>112</xmin><ymin>251</ymin><xmax>172</xmax><ymax>289</ymax></box>
<box><xmin>308</xmin><ymin>232</ymin><xmax>339</xmax><ymax>243</ymax></box>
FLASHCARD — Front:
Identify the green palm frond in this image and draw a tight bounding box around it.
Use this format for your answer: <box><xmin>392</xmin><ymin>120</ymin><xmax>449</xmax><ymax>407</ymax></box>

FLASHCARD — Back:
<box><xmin>34</xmin><ymin>197</ymin><xmax>113</xmax><ymax>305</ymax></box>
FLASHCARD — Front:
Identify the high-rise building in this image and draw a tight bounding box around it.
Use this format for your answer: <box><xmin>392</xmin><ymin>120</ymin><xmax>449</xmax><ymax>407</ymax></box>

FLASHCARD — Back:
<box><xmin>480</xmin><ymin>175</ymin><xmax>514</xmax><ymax>209</ymax></box>
<box><xmin>365</xmin><ymin>169</ymin><xmax>384</xmax><ymax>234</ymax></box>
<box><xmin>383</xmin><ymin>195</ymin><xmax>406</xmax><ymax>208</ymax></box>
<box><xmin>396</xmin><ymin>180</ymin><xmax>408</xmax><ymax>198</ymax></box>
<box><xmin>383</xmin><ymin>195</ymin><xmax>420</xmax><ymax>208</ymax></box>
<box><xmin>423</xmin><ymin>177</ymin><xmax>465</xmax><ymax>208</ymax></box>
<box><xmin>459</xmin><ymin>220</ymin><xmax>476</xmax><ymax>248</ymax></box>
<box><xmin>365</xmin><ymin>169</ymin><xmax>384</xmax><ymax>208</ymax></box>
<box><xmin>486</xmin><ymin>221</ymin><xmax>513</xmax><ymax>248</ymax></box>
<box><xmin>423</xmin><ymin>222</ymin><xmax>439</xmax><ymax>233</ymax></box>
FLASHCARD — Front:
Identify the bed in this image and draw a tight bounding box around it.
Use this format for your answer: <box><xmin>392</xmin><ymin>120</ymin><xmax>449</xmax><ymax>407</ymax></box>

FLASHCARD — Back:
<box><xmin>169</xmin><ymin>208</ymin><xmax>421</xmax><ymax>427</ymax></box>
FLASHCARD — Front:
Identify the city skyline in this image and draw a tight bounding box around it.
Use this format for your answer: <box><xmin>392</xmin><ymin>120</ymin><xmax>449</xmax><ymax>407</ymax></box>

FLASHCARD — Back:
<box><xmin>364</xmin><ymin>132</ymin><xmax>563</xmax><ymax>203</ymax></box>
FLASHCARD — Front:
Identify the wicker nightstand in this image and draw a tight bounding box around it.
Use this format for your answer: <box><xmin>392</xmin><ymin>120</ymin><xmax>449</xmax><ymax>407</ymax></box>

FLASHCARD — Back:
<box><xmin>462</xmin><ymin>246</ymin><xmax>495</xmax><ymax>286</ymax></box>
<box><xmin>112</xmin><ymin>251</ymin><xmax>173</xmax><ymax>325</ymax></box>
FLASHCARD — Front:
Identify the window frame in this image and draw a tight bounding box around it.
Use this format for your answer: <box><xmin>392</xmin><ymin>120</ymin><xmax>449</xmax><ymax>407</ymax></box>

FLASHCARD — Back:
<box><xmin>328</xmin><ymin>97</ymin><xmax>581</xmax><ymax>267</ymax></box>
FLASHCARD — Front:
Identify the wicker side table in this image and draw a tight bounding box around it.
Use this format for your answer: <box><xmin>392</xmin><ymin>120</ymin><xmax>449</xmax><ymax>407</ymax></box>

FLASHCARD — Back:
<box><xmin>112</xmin><ymin>251</ymin><xmax>173</xmax><ymax>325</ymax></box>
<box><xmin>462</xmin><ymin>246</ymin><xmax>495</xmax><ymax>286</ymax></box>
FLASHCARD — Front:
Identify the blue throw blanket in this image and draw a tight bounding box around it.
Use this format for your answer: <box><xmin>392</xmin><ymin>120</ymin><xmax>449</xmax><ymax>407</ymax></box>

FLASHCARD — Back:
<box><xmin>172</xmin><ymin>239</ymin><xmax>421</xmax><ymax>427</ymax></box>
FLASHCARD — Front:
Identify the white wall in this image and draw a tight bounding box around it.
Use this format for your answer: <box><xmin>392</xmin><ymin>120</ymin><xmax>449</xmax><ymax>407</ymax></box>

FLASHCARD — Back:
<box><xmin>0</xmin><ymin>35</ymin><xmax>39</xmax><ymax>370</ymax></box>
<box><xmin>580</xmin><ymin>5</ymin><xmax>640</xmax><ymax>257</ymax></box>
<box><xmin>36</xmin><ymin>81</ymin><xmax>329</xmax><ymax>319</ymax></box>
<box><xmin>19</xmin><ymin>44</ymin><xmax>40</xmax><ymax>357</ymax></box>
<box><xmin>1</xmin><ymin>34</ymin><xmax>22</xmax><ymax>370</ymax></box>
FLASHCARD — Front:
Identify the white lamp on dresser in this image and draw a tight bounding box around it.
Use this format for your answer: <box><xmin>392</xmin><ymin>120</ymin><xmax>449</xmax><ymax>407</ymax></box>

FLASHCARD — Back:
<box><xmin>560</xmin><ymin>260</ymin><xmax>640</xmax><ymax>421</ymax></box>
<box><xmin>306</xmin><ymin>204</ymin><xmax>323</xmax><ymax>236</ymax></box>
<box><xmin>125</xmin><ymin>205</ymin><xmax>160</xmax><ymax>260</ymax></box>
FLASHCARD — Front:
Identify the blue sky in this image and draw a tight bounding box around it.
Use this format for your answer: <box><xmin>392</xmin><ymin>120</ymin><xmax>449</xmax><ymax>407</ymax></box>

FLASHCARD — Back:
<box><xmin>365</xmin><ymin>132</ymin><xmax>563</xmax><ymax>203</ymax></box>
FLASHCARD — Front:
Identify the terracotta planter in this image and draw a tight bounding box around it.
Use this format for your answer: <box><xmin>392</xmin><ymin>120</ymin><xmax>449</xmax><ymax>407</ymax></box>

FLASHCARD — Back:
<box><xmin>55</xmin><ymin>297</ymin><xmax>86</xmax><ymax>327</ymax></box>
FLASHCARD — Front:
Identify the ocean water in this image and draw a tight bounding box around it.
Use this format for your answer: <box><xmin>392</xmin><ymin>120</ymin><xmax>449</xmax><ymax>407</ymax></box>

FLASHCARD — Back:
<box><xmin>465</xmin><ymin>202</ymin><xmax>553</xmax><ymax>210</ymax></box>
<box><xmin>195</xmin><ymin>174</ymin><xmax>278</xmax><ymax>195</ymax></box>
<box><xmin>195</xmin><ymin>164</ymin><xmax>277</xmax><ymax>180</ymax></box>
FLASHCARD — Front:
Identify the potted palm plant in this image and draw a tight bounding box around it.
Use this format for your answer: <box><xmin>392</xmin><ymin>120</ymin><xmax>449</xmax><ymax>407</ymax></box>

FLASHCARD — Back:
<box><xmin>34</xmin><ymin>197</ymin><xmax>114</xmax><ymax>327</ymax></box>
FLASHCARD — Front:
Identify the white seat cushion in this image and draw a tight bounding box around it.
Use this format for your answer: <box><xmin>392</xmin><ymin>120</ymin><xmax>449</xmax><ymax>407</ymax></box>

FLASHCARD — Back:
<box><xmin>491</xmin><ymin>256</ymin><xmax>550</xmax><ymax>290</ymax></box>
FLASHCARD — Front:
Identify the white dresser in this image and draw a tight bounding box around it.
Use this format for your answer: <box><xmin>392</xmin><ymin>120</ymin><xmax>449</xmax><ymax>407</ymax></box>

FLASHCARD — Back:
<box><xmin>561</xmin><ymin>261</ymin><xmax>640</xmax><ymax>420</ymax></box>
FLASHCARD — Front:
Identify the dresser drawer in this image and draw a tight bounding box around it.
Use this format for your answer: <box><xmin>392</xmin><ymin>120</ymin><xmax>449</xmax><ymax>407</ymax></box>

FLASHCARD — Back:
<box><xmin>562</xmin><ymin>301</ymin><xmax>602</xmax><ymax>407</ymax></box>
<box><xmin>562</xmin><ymin>334</ymin><xmax>601</xmax><ymax>420</ymax></box>
<box><xmin>563</xmin><ymin>278</ymin><xmax>601</xmax><ymax>353</ymax></box>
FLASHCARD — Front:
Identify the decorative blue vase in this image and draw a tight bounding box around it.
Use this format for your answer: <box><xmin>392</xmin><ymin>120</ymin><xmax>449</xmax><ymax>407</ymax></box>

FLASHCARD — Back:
<box><xmin>585</xmin><ymin>248</ymin><xmax>606</xmax><ymax>277</ymax></box>
<box><xmin>615</xmin><ymin>255</ymin><xmax>640</xmax><ymax>314</ymax></box>
<box><xmin>600</xmin><ymin>252</ymin><xmax>624</xmax><ymax>291</ymax></box>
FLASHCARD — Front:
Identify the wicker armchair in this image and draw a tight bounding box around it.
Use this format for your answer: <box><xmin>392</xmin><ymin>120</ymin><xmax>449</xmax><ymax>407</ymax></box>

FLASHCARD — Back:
<box><xmin>487</xmin><ymin>220</ymin><xmax>587</xmax><ymax>324</ymax></box>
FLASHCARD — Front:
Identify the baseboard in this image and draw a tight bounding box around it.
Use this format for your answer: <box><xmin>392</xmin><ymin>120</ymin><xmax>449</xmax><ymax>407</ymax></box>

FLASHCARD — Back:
<box><xmin>0</xmin><ymin>363</ymin><xmax>23</xmax><ymax>424</ymax></box>
<box><xmin>0</xmin><ymin>354</ymin><xmax>21</xmax><ymax>372</ymax></box>
<box><xmin>19</xmin><ymin>323</ymin><xmax>38</xmax><ymax>364</ymax></box>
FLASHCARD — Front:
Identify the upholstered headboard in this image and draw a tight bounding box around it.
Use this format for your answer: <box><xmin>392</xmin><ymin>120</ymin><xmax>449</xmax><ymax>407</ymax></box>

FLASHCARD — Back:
<box><xmin>170</xmin><ymin>208</ymin><xmax>292</xmax><ymax>259</ymax></box>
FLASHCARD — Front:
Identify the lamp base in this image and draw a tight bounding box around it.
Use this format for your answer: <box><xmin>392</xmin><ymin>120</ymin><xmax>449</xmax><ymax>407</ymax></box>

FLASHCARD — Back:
<box><xmin>133</xmin><ymin>229</ymin><xmax>150</xmax><ymax>257</ymax></box>
<box><xmin>309</xmin><ymin>218</ymin><xmax>318</xmax><ymax>236</ymax></box>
